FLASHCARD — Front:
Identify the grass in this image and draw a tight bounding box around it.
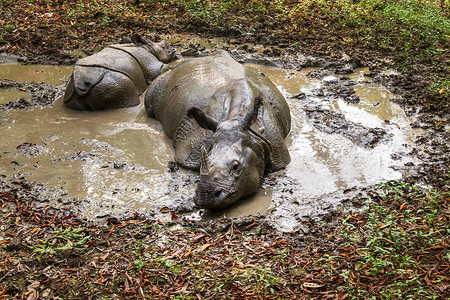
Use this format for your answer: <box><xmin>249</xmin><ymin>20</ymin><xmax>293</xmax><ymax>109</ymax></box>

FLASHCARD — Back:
<box><xmin>314</xmin><ymin>0</ymin><xmax>449</xmax><ymax>53</ymax></box>
<box><xmin>5</xmin><ymin>0</ymin><xmax>445</xmax><ymax>59</ymax></box>
<box><xmin>338</xmin><ymin>180</ymin><xmax>449</xmax><ymax>298</ymax></box>
<box><xmin>29</xmin><ymin>226</ymin><xmax>91</xmax><ymax>255</ymax></box>
<box><xmin>171</xmin><ymin>0</ymin><xmax>450</xmax><ymax>55</ymax></box>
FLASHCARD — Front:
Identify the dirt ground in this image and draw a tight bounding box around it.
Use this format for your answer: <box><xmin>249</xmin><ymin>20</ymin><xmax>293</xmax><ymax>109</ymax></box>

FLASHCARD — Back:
<box><xmin>1</xmin><ymin>2</ymin><xmax>449</xmax><ymax>299</ymax></box>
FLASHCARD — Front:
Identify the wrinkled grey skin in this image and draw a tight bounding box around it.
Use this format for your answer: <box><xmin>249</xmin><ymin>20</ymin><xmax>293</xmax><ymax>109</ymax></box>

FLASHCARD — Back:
<box><xmin>145</xmin><ymin>50</ymin><xmax>291</xmax><ymax>210</ymax></box>
<box><xmin>64</xmin><ymin>34</ymin><xmax>176</xmax><ymax>110</ymax></box>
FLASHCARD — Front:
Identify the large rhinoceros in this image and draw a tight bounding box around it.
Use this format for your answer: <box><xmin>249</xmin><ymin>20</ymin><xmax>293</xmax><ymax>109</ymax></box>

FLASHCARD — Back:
<box><xmin>64</xmin><ymin>34</ymin><xmax>176</xmax><ymax>110</ymax></box>
<box><xmin>145</xmin><ymin>50</ymin><xmax>291</xmax><ymax>209</ymax></box>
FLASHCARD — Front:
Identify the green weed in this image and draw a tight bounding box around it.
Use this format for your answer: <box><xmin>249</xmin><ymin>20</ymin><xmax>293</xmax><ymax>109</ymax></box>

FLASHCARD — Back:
<box><xmin>30</xmin><ymin>226</ymin><xmax>90</xmax><ymax>255</ymax></box>
<box><xmin>340</xmin><ymin>181</ymin><xmax>449</xmax><ymax>298</ymax></box>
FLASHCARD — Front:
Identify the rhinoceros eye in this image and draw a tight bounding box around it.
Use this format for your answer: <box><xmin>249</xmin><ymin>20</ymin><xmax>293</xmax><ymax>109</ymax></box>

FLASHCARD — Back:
<box><xmin>230</xmin><ymin>161</ymin><xmax>240</xmax><ymax>173</ymax></box>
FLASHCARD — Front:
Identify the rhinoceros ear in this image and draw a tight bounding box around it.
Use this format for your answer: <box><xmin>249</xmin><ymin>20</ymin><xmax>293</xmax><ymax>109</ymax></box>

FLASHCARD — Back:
<box><xmin>130</xmin><ymin>34</ymin><xmax>147</xmax><ymax>46</ymax></box>
<box><xmin>186</xmin><ymin>106</ymin><xmax>219</xmax><ymax>132</ymax></box>
<box><xmin>121</xmin><ymin>36</ymin><xmax>132</xmax><ymax>44</ymax></box>
<box><xmin>241</xmin><ymin>96</ymin><xmax>263</xmax><ymax>131</ymax></box>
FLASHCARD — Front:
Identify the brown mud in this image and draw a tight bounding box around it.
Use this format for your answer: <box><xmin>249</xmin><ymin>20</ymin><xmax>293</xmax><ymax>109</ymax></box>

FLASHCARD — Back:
<box><xmin>0</xmin><ymin>49</ymin><xmax>421</xmax><ymax>232</ymax></box>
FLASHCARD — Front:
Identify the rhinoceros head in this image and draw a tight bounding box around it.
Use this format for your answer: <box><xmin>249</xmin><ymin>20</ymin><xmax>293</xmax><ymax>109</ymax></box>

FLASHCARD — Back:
<box><xmin>130</xmin><ymin>34</ymin><xmax>177</xmax><ymax>63</ymax></box>
<box><xmin>187</xmin><ymin>97</ymin><xmax>271</xmax><ymax>210</ymax></box>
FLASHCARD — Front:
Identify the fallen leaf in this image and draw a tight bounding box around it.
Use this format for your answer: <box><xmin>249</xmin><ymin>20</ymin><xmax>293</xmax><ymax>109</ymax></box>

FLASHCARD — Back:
<box><xmin>303</xmin><ymin>282</ymin><xmax>324</xmax><ymax>288</ymax></box>
<box><xmin>108</xmin><ymin>224</ymin><xmax>114</xmax><ymax>237</ymax></box>
<box><xmin>125</xmin><ymin>272</ymin><xmax>133</xmax><ymax>284</ymax></box>
<box><xmin>200</xmin><ymin>243</ymin><xmax>212</xmax><ymax>252</ymax></box>
<box><xmin>171</xmin><ymin>212</ymin><xmax>179</xmax><ymax>220</ymax></box>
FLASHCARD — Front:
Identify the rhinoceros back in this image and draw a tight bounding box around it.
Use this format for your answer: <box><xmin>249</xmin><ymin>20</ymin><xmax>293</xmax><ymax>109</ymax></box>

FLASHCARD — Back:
<box><xmin>75</xmin><ymin>46</ymin><xmax>148</xmax><ymax>92</ymax></box>
<box><xmin>145</xmin><ymin>50</ymin><xmax>246</xmax><ymax>139</ymax></box>
<box><xmin>109</xmin><ymin>44</ymin><xmax>166</xmax><ymax>84</ymax></box>
<box><xmin>145</xmin><ymin>50</ymin><xmax>291</xmax><ymax>171</ymax></box>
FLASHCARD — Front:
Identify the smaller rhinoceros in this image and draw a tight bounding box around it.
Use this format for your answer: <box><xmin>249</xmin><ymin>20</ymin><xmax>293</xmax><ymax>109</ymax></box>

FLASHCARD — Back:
<box><xmin>64</xmin><ymin>34</ymin><xmax>176</xmax><ymax>110</ymax></box>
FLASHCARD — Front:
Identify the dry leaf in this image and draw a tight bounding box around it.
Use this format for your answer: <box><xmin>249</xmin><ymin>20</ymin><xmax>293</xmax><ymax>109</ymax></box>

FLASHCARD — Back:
<box><xmin>303</xmin><ymin>282</ymin><xmax>324</xmax><ymax>288</ymax></box>
<box><xmin>200</xmin><ymin>243</ymin><xmax>212</xmax><ymax>252</ymax></box>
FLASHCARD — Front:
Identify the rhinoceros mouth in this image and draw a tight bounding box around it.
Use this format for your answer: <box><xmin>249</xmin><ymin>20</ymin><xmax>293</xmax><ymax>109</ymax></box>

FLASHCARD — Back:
<box><xmin>194</xmin><ymin>188</ymin><xmax>238</xmax><ymax>210</ymax></box>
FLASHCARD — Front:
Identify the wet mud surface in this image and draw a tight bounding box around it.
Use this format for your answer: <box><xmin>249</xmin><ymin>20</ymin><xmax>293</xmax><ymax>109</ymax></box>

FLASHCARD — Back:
<box><xmin>0</xmin><ymin>63</ymin><xmax>72</xmax><ymax>109</ymax></box>
<box><xmin>1</xmin><ymin>35</ymin><xmax>439</xmax><ymax>232</ymax></box>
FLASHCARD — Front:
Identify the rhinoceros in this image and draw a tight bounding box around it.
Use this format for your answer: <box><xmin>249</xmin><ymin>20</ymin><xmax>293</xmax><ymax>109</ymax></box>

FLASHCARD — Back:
<box><xmin>144</xmin><ymin>50</ymin><xmax>291</xmax><ymax>209</ymax></box>
<box><xmin>64</xmin><ymin>34</ymin><xmax>176</xmax><ymax>110</ymax></box>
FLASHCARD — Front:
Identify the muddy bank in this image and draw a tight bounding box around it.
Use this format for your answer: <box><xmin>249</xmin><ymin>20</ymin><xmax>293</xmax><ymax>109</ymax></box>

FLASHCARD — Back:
<box><xmin>1</xmin><ymin>176</ymin><xmax>448</xmax><ymax>299</ymax></box>
<box><xmin>0</xmin><ymin>37</ymin><xmax>433</xmax><ymax>232</ymax></box>
<box><xmin>0</xmin><ymin>15</ymin><xmax>449</xmax><ymax>300</ymax></box>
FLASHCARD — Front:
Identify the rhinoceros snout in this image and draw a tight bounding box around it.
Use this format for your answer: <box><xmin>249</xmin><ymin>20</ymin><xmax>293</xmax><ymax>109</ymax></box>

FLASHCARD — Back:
<box><xmin>194</xmin><ymin>181</ymin><xmax>231</xmax><ymax>209</ymax></box>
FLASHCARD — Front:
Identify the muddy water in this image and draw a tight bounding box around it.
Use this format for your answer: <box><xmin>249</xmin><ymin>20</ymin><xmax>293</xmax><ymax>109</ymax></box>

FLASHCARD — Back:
<box><xmin>0</xmin><ymin>63</ymin><xmax>73</xmax><ymax>103</ymax></box>
<box><xmin>0</xmin><ymin>61</ymin><xmax>419</xmax><ymax>230</ymax></box>
<box><xmin>0</xmin><ymin>90</ymin><xmax>30</xmax><ymax>104</ymax></box>
<box><xmin>0</xmin><ymin>63</ymin><xmax>73</xmax><ymax>85</ymax></box>
<box><xmin>0</xmin><ymin>99</ymin><xmax>198</xmax><ymax>219</ymax></box>
<box><xmin>169</xmin><ymin>34</ymin><xmax>267</xmax><ymax>53</ymax></box>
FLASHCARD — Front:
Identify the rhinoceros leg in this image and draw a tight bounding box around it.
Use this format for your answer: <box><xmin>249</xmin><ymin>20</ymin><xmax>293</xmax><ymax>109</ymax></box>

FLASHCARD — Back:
<box><xmin>86</xmin><ymin>71</ymin><xmax>140</xmax><ymax>110</ymax></box>
<box><xmin>172</xmin><ymin>116</ymin><xmax>213</xmax><ymax>171</ymax></box>
<box><xmin>63</xmin><ymin>75</ymin><xmax>90</xmax><ymax>110</ymax></box>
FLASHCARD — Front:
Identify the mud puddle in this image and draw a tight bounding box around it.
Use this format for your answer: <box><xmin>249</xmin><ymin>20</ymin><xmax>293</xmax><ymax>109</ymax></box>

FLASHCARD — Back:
<box><xmin>0</xmin><ymin>90</ymin><xmax>30</xmax><ymax>104</ymax></box>
<box><xmin>0</xmin><ymin>99</ymin><xmax>199</xmax><ymax>220</ymax></box>
<box><xmin>0</xmin><ymin>63</ymin><xmax>73</xmax><ymax>103</ymax></box>
<box><xmin>0</xmin><ymin>59</ymin><xmax>420</xmax><ymax>231</ymax></box>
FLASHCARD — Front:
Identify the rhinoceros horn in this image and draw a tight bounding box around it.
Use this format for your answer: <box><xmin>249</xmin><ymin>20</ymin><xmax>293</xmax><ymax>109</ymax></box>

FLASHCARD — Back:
<box><xmin>200</xmin><ymin>146</ymin><xmax>209</xmax><ymax>176</ymax></box>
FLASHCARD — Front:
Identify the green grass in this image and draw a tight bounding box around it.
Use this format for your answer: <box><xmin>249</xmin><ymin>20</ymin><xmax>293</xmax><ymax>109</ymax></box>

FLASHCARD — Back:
<box><xmin>29</xmin><ymin>226</ymin><xmax>91</xmax><ymax>255</ymax></box>
<box><xmin>295</xmin><ymin>0</ymin><xmax>449</xmax><ymax>55</ymax></box>
<box><xmin>428</xmin><ymin>76</ymin><xmax>450</xmax><ymax>100</ymax></box>
<box><xmin>339</xmin><ymin>180</ymin><xmax>449</xmax><ymax>298</ymax></box>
